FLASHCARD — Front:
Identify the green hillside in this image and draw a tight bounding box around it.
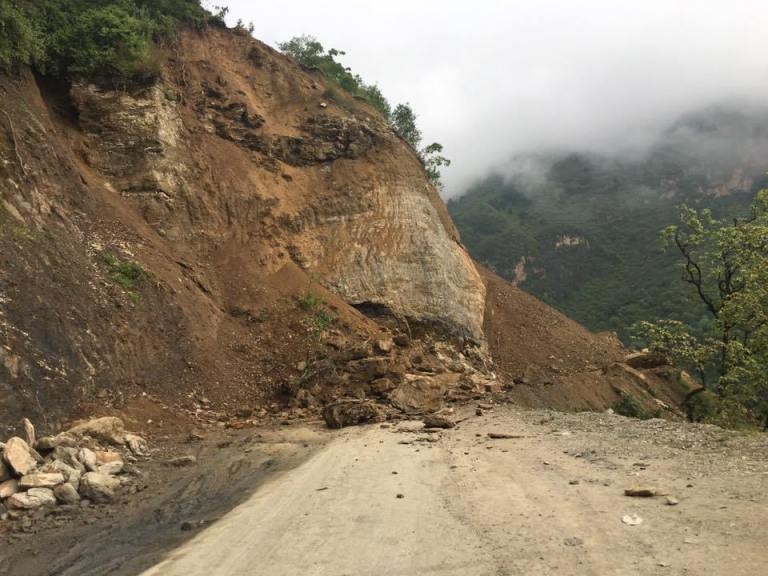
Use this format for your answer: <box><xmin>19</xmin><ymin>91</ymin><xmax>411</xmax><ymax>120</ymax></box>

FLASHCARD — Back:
<box><xmin>449</xmin><ymin>107</ymin><xmax>768</xmax><ymax>342</ymax></box>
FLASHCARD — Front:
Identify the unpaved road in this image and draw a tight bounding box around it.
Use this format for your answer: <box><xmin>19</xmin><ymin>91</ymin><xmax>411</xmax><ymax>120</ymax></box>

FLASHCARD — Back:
<box><xmin>141</xmin><ymin>406</ymin><xmax>768</xmax><ymax>576</ymax></box>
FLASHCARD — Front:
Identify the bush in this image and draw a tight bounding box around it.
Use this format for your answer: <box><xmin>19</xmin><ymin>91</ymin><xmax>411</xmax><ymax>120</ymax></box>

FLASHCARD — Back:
<box><xmin>103</xmin><ymin>252</ymin><xmax>146</xmax><ymax>292</ymax></box>
<box><xmin>615</xmin><ymin>393</ymin><xmax>647</xmax><ymax>419</ymax></box>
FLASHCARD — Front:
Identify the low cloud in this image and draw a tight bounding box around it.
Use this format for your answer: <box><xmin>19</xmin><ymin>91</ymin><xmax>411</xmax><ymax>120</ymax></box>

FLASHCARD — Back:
<box><xmin>222</xmin><ymin>0</ymin><xmax>768</xmax><ymax>196</ymax></box>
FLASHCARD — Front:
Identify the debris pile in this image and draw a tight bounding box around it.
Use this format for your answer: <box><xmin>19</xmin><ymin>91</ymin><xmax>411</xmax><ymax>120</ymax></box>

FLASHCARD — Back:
<box><xmin>0</xmin><ymin>417</ymin><xmax>148</xmax><ymax>521</ymax></box>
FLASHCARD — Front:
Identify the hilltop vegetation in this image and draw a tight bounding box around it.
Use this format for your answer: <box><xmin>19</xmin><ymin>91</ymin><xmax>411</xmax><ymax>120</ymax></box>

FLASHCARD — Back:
<box><xmin>0</xmin><ymin>0</ymin><xmax>223</xmax><ymax>79</ymax></box>
<box><xmin>278</xmin><ymin>35</ymin><xmax>450</xmax><ymax>188</ymax></box>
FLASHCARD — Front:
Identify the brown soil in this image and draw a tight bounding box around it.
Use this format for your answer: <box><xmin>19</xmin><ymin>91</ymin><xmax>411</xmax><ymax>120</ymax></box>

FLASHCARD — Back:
<box><xmin>481</xmin><ymin>267</ymin><xmax>690</xmax><ymax>413</ymax></box>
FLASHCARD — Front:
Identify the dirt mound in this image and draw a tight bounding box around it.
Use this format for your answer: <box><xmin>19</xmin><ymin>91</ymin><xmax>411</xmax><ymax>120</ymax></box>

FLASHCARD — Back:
<box><xmin>481</xmin><ymin>267</ymin><xmax>690</xmax><ymax>413</ymax></box>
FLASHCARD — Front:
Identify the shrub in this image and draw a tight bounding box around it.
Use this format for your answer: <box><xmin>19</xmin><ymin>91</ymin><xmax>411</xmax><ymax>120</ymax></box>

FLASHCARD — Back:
<box><xmin>615</xmin><ymin>393</ymin><xmax>647</xmax><ymax>419</ymax></box>
<box><xmin>103</xmin><ymin>252</ymin><xmax>147</xmax><ymax>292</ymax></box>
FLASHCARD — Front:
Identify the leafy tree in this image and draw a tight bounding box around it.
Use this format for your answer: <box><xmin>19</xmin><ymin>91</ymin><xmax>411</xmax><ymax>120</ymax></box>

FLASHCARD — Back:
<box><xmin>391</xmin><ymin>103</ymin><xmax>421</xmax><ymax>148</ymax></box>
<box><xmin>0</xmin><ymin>0</ymin><xmax>42</xmax><ymax>71</ymax></box>
<box><xmin>635</xmin><ymin>190</ymin><xmax>768</xmax><ymax>427</ymax></box>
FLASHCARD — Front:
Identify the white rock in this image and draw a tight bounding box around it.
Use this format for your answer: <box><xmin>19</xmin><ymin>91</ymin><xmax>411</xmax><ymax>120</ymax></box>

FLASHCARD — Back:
<box><xmin>0</xmin><ymin>478</ymin><xmax>19</xmax><ymax>499</ymax></box>
<box><xmin>2</xmin><ymin>437</ymin><xmax>40</xmax><ymax>475</ymax></box>
<box><xmin>621</xmin><ymin>514</ymin><xmax>643</xmax><ymax>526</ymax></box>
<box><xmin>67</xmin><ymin>417</ymin><xmax>126</xmax><ymax>445</ymax></box>
<box><xmin>78</xmin><ymin>447</ymin><xmax>98</xmax><ymax>472</ymax></box>
<box><xmin>6</xmin><ymin>487</ymin><xmax>56</xmax><ymax>509</ymax></box>
<box><xmin>18</xmin><ymin>472</ymin><xmax>65</xmax><ymax>489</ymax></box>
<box><xmin>98</xmin><ymin>461</ymin><xmax>124</xmax><ymax>476</ymax></box>
<box><xmin>79</xmin><ymin>472</ymin><xmax>120</xmax><ymax>503</ymax></box>
<box><xmin>22</xmin><ymin>417</ymin><xmax>36</xmax><ymax>447</ymax></box>
<box><xmin>125</xmin><ymin>434</ymin><xmax>149</xmax><ymax>456</ymax></box>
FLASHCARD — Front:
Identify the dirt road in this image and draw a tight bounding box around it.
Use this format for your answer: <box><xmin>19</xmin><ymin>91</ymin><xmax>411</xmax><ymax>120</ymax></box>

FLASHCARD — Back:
<box><xmin>140</xmin><ymin>407</ymin><xmax>768</xmax><ymax>576</ymax></box>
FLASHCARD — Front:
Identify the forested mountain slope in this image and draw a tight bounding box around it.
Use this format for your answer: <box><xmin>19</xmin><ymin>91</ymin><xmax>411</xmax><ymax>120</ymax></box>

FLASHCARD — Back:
<box><xmin>449</xmin><ymin>105</ymin><xmax>768</xmax><ymax>341</ymax></box>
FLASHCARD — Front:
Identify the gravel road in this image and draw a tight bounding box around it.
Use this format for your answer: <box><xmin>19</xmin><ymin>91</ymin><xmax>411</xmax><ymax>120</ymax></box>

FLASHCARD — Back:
<box><xmin>140</xmin><ymin>406</ymin><xmax>768</xmax><ymax>576</ymax></box>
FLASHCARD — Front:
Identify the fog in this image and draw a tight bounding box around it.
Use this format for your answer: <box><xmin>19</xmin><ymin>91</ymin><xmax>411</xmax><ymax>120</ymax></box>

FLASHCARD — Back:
<box><xmin>220</xmin><ymin>1</ymin><xmax>768</xmax><ymax>197</ymax></box>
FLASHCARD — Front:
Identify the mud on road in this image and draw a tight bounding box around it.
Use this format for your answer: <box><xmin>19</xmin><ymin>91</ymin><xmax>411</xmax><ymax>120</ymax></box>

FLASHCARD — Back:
<box><xmin>0</xmin><ymin>425</ymin><xmax>329</xmax><ymax>576</ymax></box>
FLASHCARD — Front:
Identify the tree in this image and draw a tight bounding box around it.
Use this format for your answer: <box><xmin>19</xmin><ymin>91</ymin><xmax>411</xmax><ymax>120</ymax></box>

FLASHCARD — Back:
<box><xmin>390</xmin><ymin>103</ymin><xmax>421</xmax><ymax>149</ymax></box>
<box><xmin>635</xmin><ymin>190</ymin><xmax>768</xmax><ymax>427</ymax></box>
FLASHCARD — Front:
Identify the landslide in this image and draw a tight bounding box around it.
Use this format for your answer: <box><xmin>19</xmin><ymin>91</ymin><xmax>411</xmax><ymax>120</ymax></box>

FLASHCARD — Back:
<box><xmin>0</xmin><ymin>24</ymin><xmax>683</xmax><ymax>435</ymax></box>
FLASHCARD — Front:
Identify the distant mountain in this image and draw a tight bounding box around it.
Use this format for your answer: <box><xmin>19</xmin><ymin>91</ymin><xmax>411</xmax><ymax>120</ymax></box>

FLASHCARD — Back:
<box><xmin>448</xmin><ymin>104</ymin><xmax>768</xmax><ymax>341</ymax></box>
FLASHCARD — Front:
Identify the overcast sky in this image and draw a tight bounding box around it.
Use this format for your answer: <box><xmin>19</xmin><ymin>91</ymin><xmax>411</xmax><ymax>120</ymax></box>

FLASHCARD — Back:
<box><xmin>220</xmin><ymin>1</ymin><xmax>768</xmax><ymax>197</ymax></box>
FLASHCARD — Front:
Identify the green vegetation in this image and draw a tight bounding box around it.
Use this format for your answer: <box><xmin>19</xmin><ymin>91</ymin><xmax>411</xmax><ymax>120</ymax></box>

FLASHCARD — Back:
<box><xmin>0</xmin><ymin>0</ymin><xmax>224</xmax><ymax>80</ymax></box>
<box><xmin>614</xmin><ymin>393</ymin><xmax>648</xmax><ymax>419</ymax></box>
<box><xmin>278</xmin><ymin>35</ymin><xmax>450</xmax><ymax>188</ymax></box>
<box><xmin>297</xmin><ymin>291</ymin><xmax>336</xmax><ymax>337</ymax></box>
<box><xmin>635</xmin><ymin>191</ymin><xmax>768</xmax><ymax>428</ymax></box>
<box><xmin>103</xmin><ymin>252</ymin><xmax>147</xmax><ymax>292</ymax></box>
<box><xmin>448</xmin><ymin>154</ymin><xmax>756</xmax><ymax>343</ymax></box>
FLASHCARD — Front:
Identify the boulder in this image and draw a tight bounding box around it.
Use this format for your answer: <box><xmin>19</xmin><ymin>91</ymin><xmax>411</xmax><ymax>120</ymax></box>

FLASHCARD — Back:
<box><xmin>3</xmin><ymin>437</ymin><xmax>41</xmax><ymax>476</ymax></box>
<box><xmin>0</xmin><ymin>478</ymin><xmax>19</xmax><ymax>499</ymax></box>
<box><xmin>79</xmin><ymin>472</ymin><xmax>120</xmax><ymax>503</ymax></box>
<box><xmin>67</xmin><ymin>417</ymin><xmax>126</xmax><ymax>445</ymax></box>
<box><xmin>54</xmin><ymin>483</ymin><xmax>81</xmax><ymax>505</ymax></box>
<box><xmin>6</xmin><ymin>487</ymin><xmax>56</xmax><ymax>510</ymax></box>
<box><xmin>322</xmin><ymin>400</ymin><xmax>384</xmax><ymax>429</ymax></box>
<box><xmin>388</xmin><ymin>375</ymin><xmax>448</xmax><ymax>414</ymax></box>
<box><xmin>18</xmin><ymin>472</ymin><xmax>65</xmax><ymax>489</ymax></box>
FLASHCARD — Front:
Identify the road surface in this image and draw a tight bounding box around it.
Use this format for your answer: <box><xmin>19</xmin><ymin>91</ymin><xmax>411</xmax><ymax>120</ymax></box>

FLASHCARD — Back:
<box><xmin>140</xmin><ymin>406</ymin><xmax>768</xmax><ymax>576</ymax></box>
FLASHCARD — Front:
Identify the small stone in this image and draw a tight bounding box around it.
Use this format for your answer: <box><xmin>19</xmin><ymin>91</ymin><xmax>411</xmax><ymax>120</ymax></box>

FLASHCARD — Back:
<box><xmin>569</xmin><ymin>480</ymin><xmax>580</xmax><ymax>485</ymax></box>
<box><xmin>125</xmin><ymin>434</ymin><xmax>149</xmax><ymax>457</ymax></box>
<box><xmin>375</xmin><ymin>338</ymin><xmax>394</xmax><ymax>354</ymax></box>
<box><xmin>625</xmin><ymin>487</ymin><xmax>657</xmax><ymax>498</ymax></box>
<box><xmin>422</xmin><ymin>415</ymin><xmax>455</xmax><ymax>429</ymax></box>
<box><xmin>665</xmin><ymin>496</ymin><xmax>679</xmax><ymax>506</ymax></box>
<box><xmin>54</xmin><ymin>483</ymin><xmax>80</xmax><ymax>505</ymax></box>
<box><xmin>621</xmin><ymin>514</ymin><xmax>643</xmax><ymax>526</ymax></box>
<box><xmin>396</xmin><ymin>493</ymin><xmax>404</xmax><ymax>499</ymax></box>
<box><xmin>167</xmin><ymin>455</ymin><xmax>197</xmax><ymax>467</ymax></box>
<box><xmin>563</xmin><ymin>537</ymin><xmax>584</xmax><ymax>547</ymax></box>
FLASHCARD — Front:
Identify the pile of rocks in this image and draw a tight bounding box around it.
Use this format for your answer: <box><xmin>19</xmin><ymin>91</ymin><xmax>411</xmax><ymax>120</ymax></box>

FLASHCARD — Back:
<box><xmin>0</xmin><ymin>417</ymin><xmax>148</xmax><ymax>519</ymax></box>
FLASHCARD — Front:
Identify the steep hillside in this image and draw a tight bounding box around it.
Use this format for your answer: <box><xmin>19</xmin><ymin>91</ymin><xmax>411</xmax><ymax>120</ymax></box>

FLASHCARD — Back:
<box><xmin>449</xmin><ymin>106</ymin><xmax>767</xmax><ymax>341</ymax></box>
<box><xmin>0</xmin><ymin>24</ymin><xmax>682</xmax><ymax>434</ymax></box>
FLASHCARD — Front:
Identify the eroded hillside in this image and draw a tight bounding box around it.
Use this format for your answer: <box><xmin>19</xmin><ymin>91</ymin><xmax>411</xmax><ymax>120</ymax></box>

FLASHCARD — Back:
<box><xmin>0</xmin><ymin>26</ymin><xmax>683</xmax><ymax>434</ymax></box>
